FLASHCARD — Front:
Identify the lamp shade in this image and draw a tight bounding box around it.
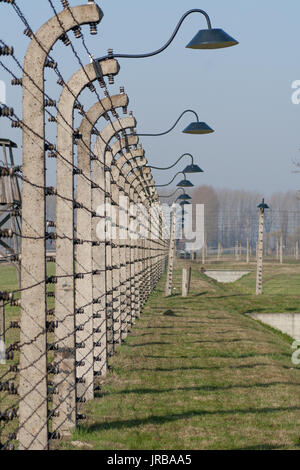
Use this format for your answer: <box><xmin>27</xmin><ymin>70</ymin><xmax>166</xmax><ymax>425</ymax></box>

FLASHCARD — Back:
<box><xmin>180</xmin><ymin>201</ymin><xmax>191</xmax><ymax>206</ymax></box>
<box><xmin>186</xmin><ymin>28</ymin><xmax>239</xmax><ymax>50</ymax></box>
<box><xmin>183</xmin><ymin>122</ymin><xmax>214</xmax><ymax>135</ymax></box>
<box><xmin>177</xmin><ymin>179</ymin><xmax>194</xmax><ymax>188</ymax></box>
<box><xmin>177</xmin><ymin>194</ymin><xmax>192</xmax><ymax>200</ymax></box>
<box><xmin>257</xmin><ymin>200</ymin><xmax>269</xmax><ymax>210</ymax></box>
<box><xmin>183</xmin><ymin>163</ymin><xmax>203</xmax><ymax>173</ymax></box>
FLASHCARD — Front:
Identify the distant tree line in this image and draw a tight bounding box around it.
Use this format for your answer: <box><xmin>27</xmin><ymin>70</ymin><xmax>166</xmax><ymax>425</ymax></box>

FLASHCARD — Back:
<box><xmin>160</xmin><ymin>186</ymin><xmax>300</xmax><ymax>254</ymax></box>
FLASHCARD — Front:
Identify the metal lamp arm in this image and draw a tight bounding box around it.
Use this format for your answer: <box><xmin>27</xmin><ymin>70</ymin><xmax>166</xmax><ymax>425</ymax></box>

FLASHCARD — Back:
<box><xmin>135</xmin><ymin>110</ymin><xmax>199</xmax><ymax>137</ymax></box>
<box><xmin>153</xmin><ymin>171</ymin><xmax>185</xmax><ymax>188</ymax></box>
<box><xmin>95</xmin><ymin>9</ymin><xmax>212</xmax><ymax>62</ymax></box>
<box><xmin>148</xmin><ymin>153</ymin><xmax>194</xmax><ymax>170</ymax></box>
<box><xmin>159</xmin><ymin>188</ymin><xmax>184</xmax><ymax>198</ymax></box>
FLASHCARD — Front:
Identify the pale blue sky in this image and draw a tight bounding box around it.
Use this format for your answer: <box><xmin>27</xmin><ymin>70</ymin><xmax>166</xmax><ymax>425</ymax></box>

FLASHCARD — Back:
<box><xmin>0</xmin><ymin>0</ymin><xmax>300</xmax><ymax>194</ymax></box>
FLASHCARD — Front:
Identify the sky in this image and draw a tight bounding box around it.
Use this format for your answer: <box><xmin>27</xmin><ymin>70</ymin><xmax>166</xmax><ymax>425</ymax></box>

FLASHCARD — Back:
<box><xmin>0</xmin><ymin>0</ymin><xmax>300</xmax><ymax>196</ymax></box>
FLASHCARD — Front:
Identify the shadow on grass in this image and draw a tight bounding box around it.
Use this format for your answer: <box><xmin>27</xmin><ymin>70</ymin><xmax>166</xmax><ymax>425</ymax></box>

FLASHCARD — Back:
<box><xmin>244</xmin><ymin>308</ymin><xmax>273</xmax><ymax>314</ymax></box>
<box><xmin>129</xmin><ymin>363</ymin><xmax>280</xmax><ymax>373</ymax></box>
<box><xmin>234</xmin><ymin>444</ymin><xmax>289</xmax><ymax>450</ymax></box>
<box><xmin>163</xmin><ymin>310</ymin><xmax>177</xmax><ymax>317</ymax></box>
<box><xmin>98</xmin><ymin>381</ymin><xmax>300</xmax><ymax>397</ymax></box>
<box><xmin>78</xmin><ymin>406</ymin><xmax>300</xmax><ymax>434</ymax></box>
<box><xmin>126</xmin><ymin>342</ymin><xmax>172</xmax><ymax>348</ymax></box>
<box><xmin>193</xmin><ymin>292</ymin><xmax>209</xmax><ymax>297</ymax></box>
<box><xmin>205</xmin><ymin>294</ymin><xmax>251</xmax><ymax>300</ymax></box>
<box><xmin>135</xmin><ymin>326</ymin><xmax>174</xmax><ymax>330</ymax></box>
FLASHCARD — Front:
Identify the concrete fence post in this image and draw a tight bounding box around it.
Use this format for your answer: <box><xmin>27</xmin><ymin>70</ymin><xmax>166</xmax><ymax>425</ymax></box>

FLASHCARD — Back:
<box><xmin>53</xmin><ymin>58</ymin><xmax>119</xmax><ymax>434</ymax></box>
<box><xmin>165</xmin><ymin>204</ymin><xmax>176</xmax><ymax>297</ymax></box>
<box><xmin>256</xmin><ymin>201</ymin><xmax>268</xmax><ymax>295</ymax></box>
<box><xmin>118</xmin><ymin>150</ymin><xmax>149</xmax><ymax>332</ymax></box>
<box><xmin>217</xmin><ymin>242</ymin><xmax>221</xmax><ymax>261</ymax></box>
<box><xmin>111</xmin><ymin>147</ymin><xmax>146</xmax><ymax>342</ymax></box>
<box><xmin>182</xmin><ymin>267</ymin><xmax>192</xmax><ymax>297</ymax></box>
<box><xmin>0</xmin><ymin>300</ymin><xmax>4</xmax><ymax>359</ymax></box>
<box><xmin>246</xmin><ymin>237</ymin><xmax>250</xmax><ymax>264</ymax></box>
<box><xmin>94</xmin><ymin>116</ymin><xmax>136</xmax><ymax>356</ymax></box>
<box><xmin>202</xmin><ymin>236</ymin><xmax>206</xmax><ymax>265</ymax></box>
<box><xmin>19</xmin><ymin>3</ymin><xmax>102</xmax><ymax>450</ymax></box>
<box><xmin>75</xmin><ymin>91</ymin><xmax>126</xmax><ymax>401</ymax></box>
<box><xmin>280</xmin><ymin>233</ymin><xmax>283</xmax><ymax>264</ymax></box>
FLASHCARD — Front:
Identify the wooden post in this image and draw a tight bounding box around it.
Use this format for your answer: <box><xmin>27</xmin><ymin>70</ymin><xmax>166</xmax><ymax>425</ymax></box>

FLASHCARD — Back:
<box><xmin>296</xmin><ymin>241</ymin><xmax>299</xmax><ymax>261</ymax></box>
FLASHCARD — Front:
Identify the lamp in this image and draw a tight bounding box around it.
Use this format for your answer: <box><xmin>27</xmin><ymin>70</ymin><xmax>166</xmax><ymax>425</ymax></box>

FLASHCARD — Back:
<box><xmin>148</xmin><ymin>153</ymin><xmax>203</xmax><ymax>173</ymax></box>
<box><xmin>153</xmin><ymin>171</ymin><xmax>194</xmax><ymax>188</ymax></box>
<box><xmin>132</xmin><ymin>110</ymin><xmax>214</xmax><ymax>137</ymax></box>
<box><xmin>93</xmin><ymin>8</ymin><xmax>238</xmax><ymax>73</ymax></box>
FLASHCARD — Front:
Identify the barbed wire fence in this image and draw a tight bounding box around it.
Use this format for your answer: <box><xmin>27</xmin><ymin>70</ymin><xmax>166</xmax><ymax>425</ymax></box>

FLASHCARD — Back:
<box><xmin>0</xmin><ymin>0</ymin><xmax>170</xmax><ymax>450</ymax></box>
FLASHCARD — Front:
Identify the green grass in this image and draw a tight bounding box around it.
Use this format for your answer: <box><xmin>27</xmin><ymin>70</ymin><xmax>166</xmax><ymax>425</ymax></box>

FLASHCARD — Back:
<box><xmin>57</xmin><ymin>259</ymin><xmax>300</xmax><ymax>450</ymax></box>
<box><xmin>1</xmin><ymin>259</ymin><xmax>300</xmax><ymax>450</ymax></box>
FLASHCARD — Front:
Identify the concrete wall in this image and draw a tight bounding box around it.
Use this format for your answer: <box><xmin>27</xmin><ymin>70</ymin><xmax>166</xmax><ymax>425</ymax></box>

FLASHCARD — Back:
<box><xmin>205</xmin><ymin>270</ymin><xmax>250</xmax><ymax>283</ymax></box>
<box><xmin>246</xmin><ymin>313</ymin><xmax>300</xmax><ymax>340</ymax></box>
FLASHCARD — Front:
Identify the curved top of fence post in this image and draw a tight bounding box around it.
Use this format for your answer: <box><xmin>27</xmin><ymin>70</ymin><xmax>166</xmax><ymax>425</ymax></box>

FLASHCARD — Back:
<box><xmin>140</xmin><ymin>167</ymin><xmax>157</xmax><ymax>197</ymax></box>
<box><xmin>57</xmin><ymin>60</ymin><xmax>119</xmax><ymax>129</ymax></box>
<box><xmin>116</xmin><ymin>149</ymin><xmax>146</xmax><ymax>172</ymax></box>
<box><xmin>139</xmin><ymin>167</ymin><xmax>158</xmax><ymax>203</ymax></box>
<box><xmin>77</xmin><ymin>93</ymin><xmax>129</xmax><ymax>176</ymax></box>
<box><xmin>127</xmin><ymin>170</ymin><xmax>152</xmax><ymax>206</ymax></box>
<box><xmin>125</xmin><ymin>157</ymin><xmax>148</xmax><ymax>178</ymax></box>
<box><xmin>94</xmin><ymin>116</ymin><xmax>137</xmax><ymax>166</ymax></box>
<box><xmin>112</xmin><ymin>150</ymin><xmax>148</xmax><ymax>202</ymax></box>
<box><xmin>112</xmin><ymin>149</ymin><xmax>146</xmax><ymax>180</ymax></box>
<box><xmin>79</xmin><ymin>93</ymin><xmax>128</xmax><ymax>142</ymax></box>
<box><xmin>130</xmin><ymin>166</ymin><xmax>155</xmax><ymax>193</ymax></box>
<box><xmin>23</xmin><ymin>3</ymin><xmax>102</xmax><ymax>78</ymax></box>
<box><xmin>109</xmin><ymin>135</ymin><xmax>140</xmax><ymax>182</ymax></box>
<box><xmin>110</xmin><ymin>135</ymin><xmax>139</xmax><ymax>156</ymax></box>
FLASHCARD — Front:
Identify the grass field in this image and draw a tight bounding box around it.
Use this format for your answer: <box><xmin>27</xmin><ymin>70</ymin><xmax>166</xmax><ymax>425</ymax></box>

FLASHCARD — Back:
<box><xmin>1</xmin><ymin>259</ymin><xmax>300</xmax><ymax>449</ymax></box>
<box><xmin>59</xmin><ymin>260</ymin><xmax>300</xmax><ymax>450</ymax></box>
